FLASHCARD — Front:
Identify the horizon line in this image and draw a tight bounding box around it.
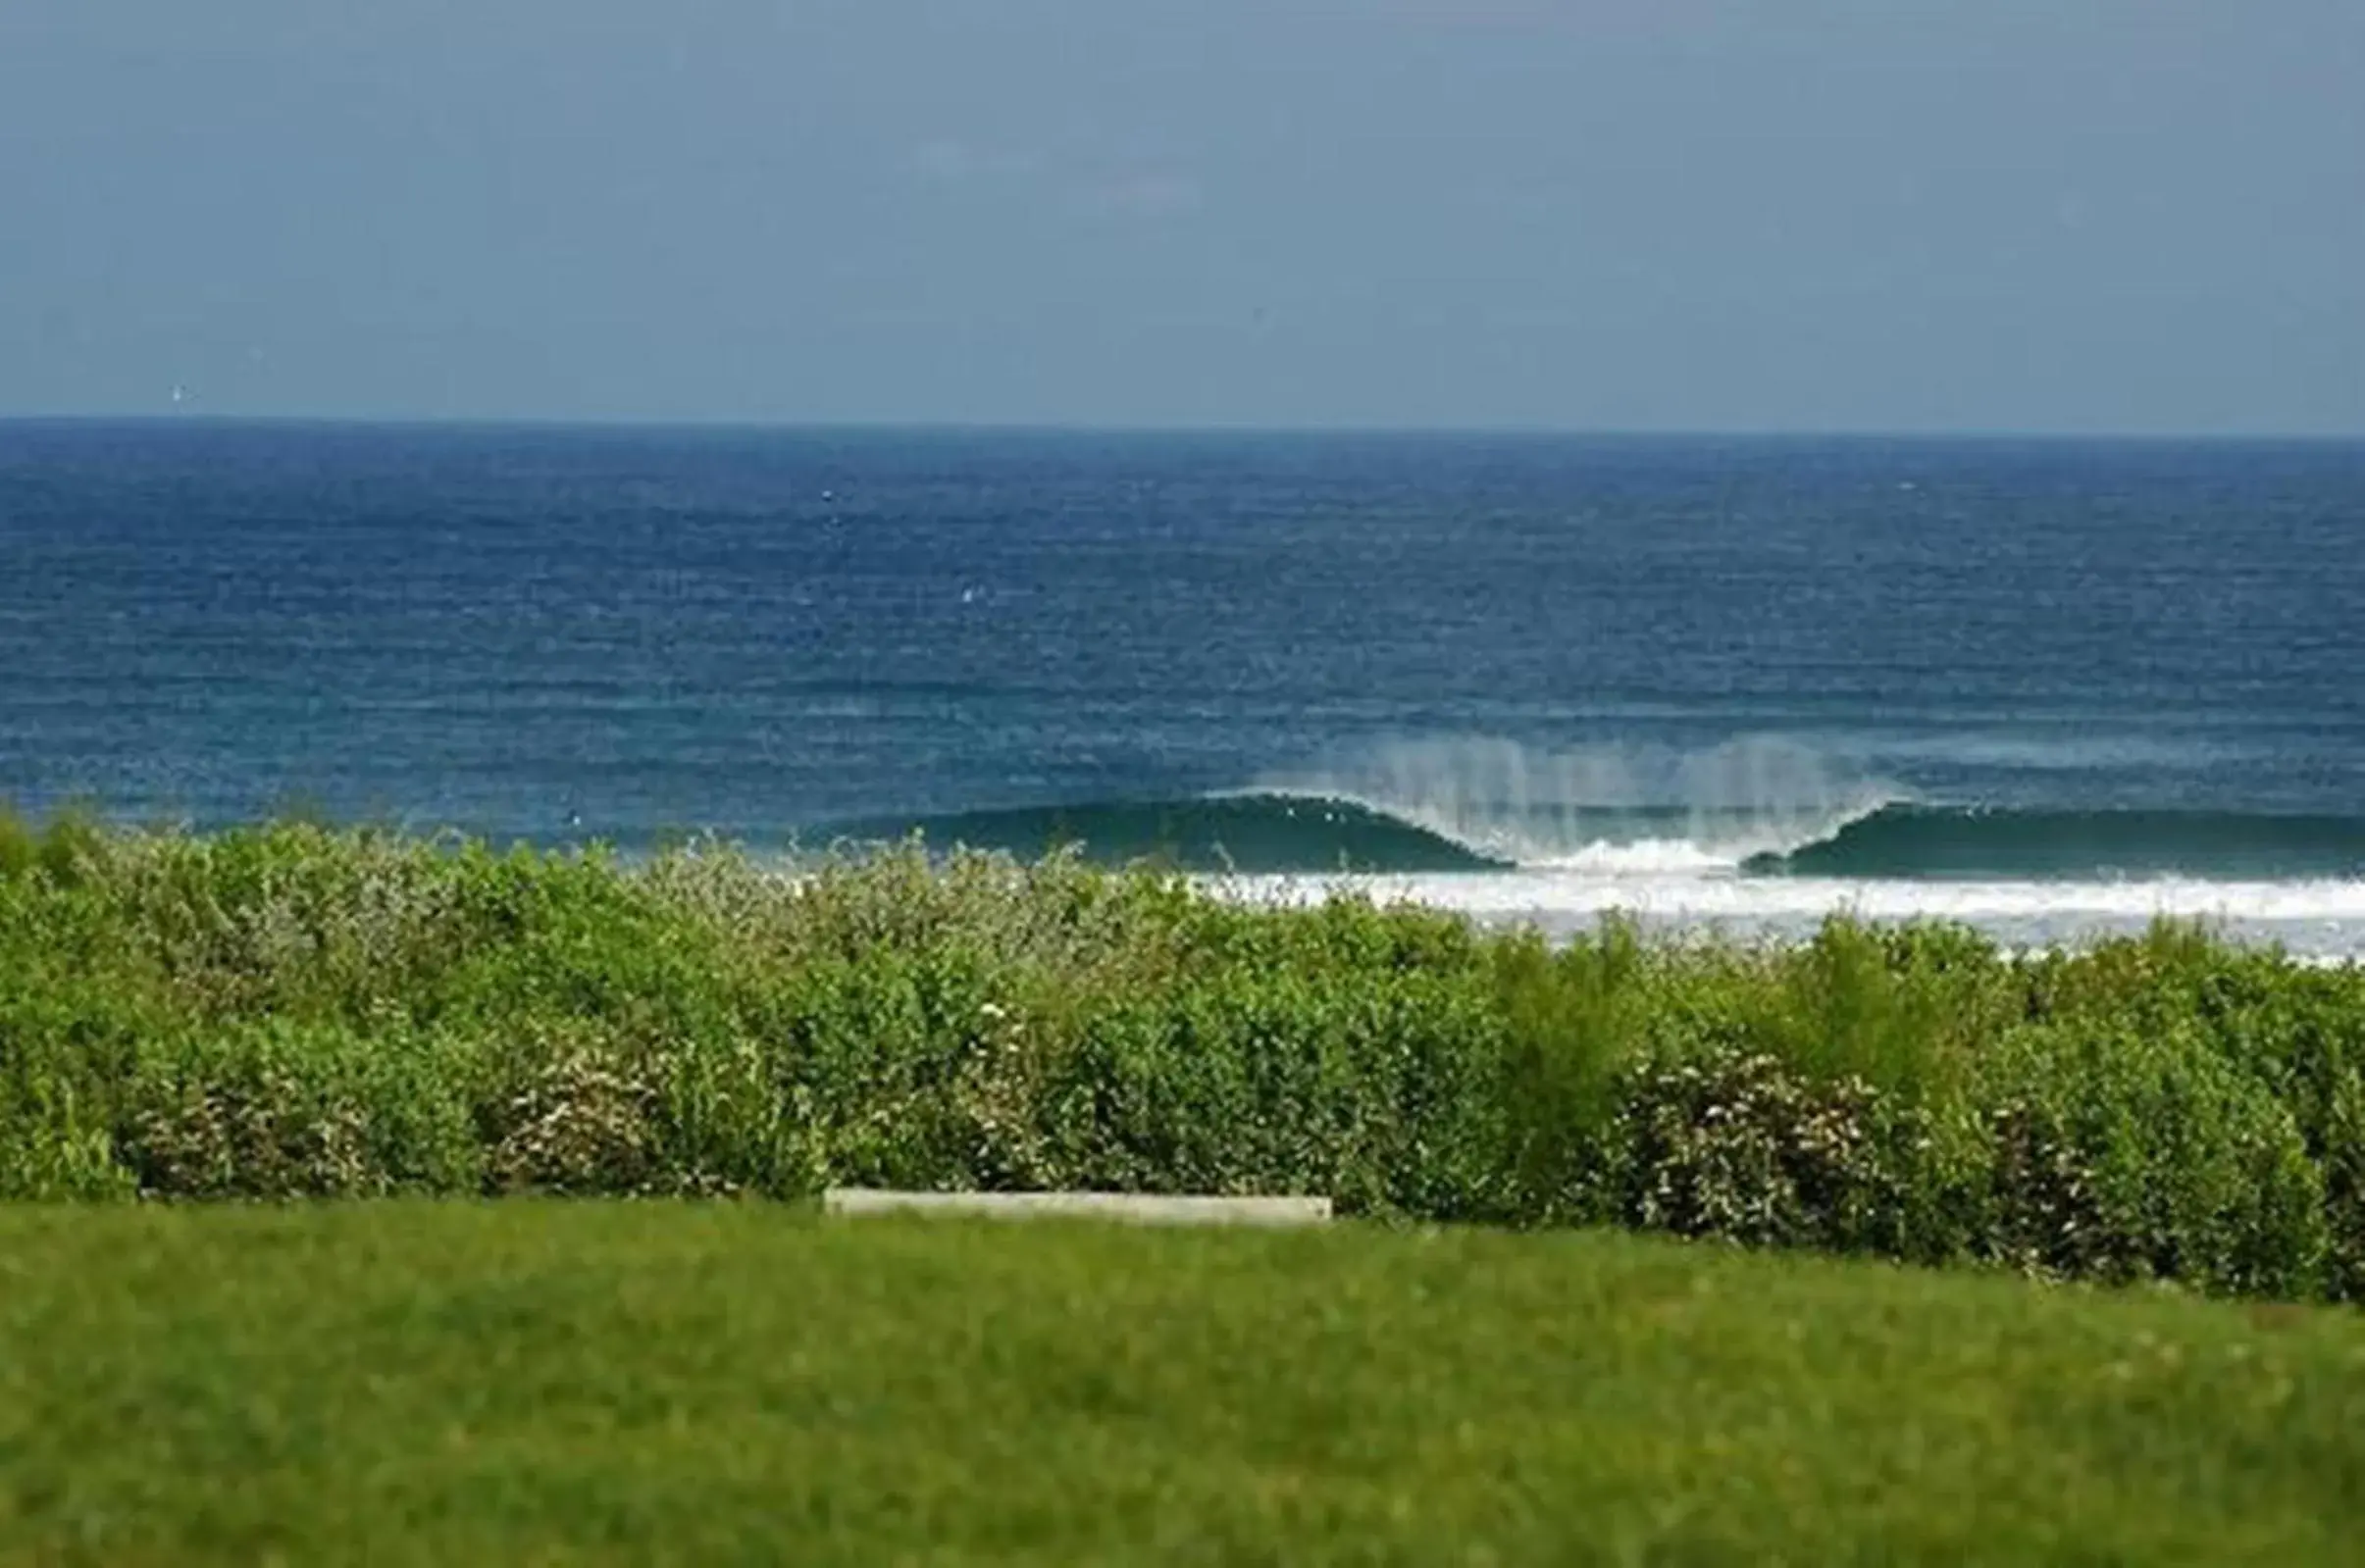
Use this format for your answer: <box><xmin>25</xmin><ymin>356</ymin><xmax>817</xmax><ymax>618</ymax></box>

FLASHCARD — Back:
<box><xmin>4</xmin><ymin>412</ymin><xmax>2364</xmax><ymax>445</ymax></box>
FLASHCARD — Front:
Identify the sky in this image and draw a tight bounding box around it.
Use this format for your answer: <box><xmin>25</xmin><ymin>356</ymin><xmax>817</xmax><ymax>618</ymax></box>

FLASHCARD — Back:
<box><xmin>2</xmin><ymin>0</ymin><xmax>2360</xmax><ymax>433</ymax></box>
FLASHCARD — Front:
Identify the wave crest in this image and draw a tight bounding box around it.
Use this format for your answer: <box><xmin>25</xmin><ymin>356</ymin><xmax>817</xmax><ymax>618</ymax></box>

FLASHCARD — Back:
<box><xmin>1256</xmin><ymin>736</ymin><xmax>1899</xmax><ymax>870</ymax></box>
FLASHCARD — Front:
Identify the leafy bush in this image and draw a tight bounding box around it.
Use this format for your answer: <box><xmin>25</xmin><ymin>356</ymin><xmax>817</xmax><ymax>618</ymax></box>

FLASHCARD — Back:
<box><xmin>1606</xmin><ymin>1048</ymin><xmax>1893</xmax><ymax>1251</ymax></box>
<box><xmin>1972</xmin><ymin>1018</ymin><xmax>2328</xmax><ymax>1298</ymax></box>
<box><xmin>6</xmin><ymin>816</ymin><xmax>2365</xmax><ymax>1302</ymax></box>
<box><xmin>122</xmin><ymin>1018</ymin><xmax>481</xmax><ymax>1198</ymax></box>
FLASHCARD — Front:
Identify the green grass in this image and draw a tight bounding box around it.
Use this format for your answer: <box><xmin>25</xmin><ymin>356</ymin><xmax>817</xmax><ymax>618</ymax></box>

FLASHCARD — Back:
<box><xmin>6</xmin><ymin>815</ymin><xmax>2365</xmax><ymax>1299</ymax></box>
<box><xmin>2</xmin><ymin>1203</ymin><xmax>2361</xmax><ymax>1565</ymax></box>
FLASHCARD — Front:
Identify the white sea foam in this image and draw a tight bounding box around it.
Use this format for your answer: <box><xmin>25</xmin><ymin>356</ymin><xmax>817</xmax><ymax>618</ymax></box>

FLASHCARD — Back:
<box><xmin>1521</xmin><ymin>837</ymin><xmax>1742</xmax><ymax>876</ymax></box>
<box><xmin>1209</xmin><ymin>871</ymin><xmax>2365</xmax><ymax>959</ymax></box>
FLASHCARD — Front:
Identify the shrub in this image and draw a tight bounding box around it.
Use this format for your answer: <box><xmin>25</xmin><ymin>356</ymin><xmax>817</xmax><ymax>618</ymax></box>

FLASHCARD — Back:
<box><xmin>1604</xmin><ymin>1047</ymin><xmax>1899</xmax><ymax>1253</ymax></box>
<box><xmin>1973</xmin><ymin>1018</ymin><xmax>2328</xmax><ymax>1298</ymax></box>
<box><xmin>2</xmin><ymin>817</ymin><xmax>2363</xmax><ymax>1303</ymax></box>
<box><xmin>122</xmin><ymin>1019</ymin><xmax>480</xmax><ymax>1198</ymax></box>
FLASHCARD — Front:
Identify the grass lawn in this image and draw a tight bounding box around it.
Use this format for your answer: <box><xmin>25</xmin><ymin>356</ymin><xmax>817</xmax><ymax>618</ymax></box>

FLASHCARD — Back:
<box><xmin>3</xmin><ymin>1204</ymin><xmax>2362</xmax><ymax>1565</ymax></box>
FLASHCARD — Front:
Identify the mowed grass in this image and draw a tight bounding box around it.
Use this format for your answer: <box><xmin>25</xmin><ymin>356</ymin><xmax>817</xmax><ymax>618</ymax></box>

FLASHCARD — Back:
<box><xmin>4</xmin><ymin>1204</ymin><xmax>2362</xmax><ymax>1565</ymax></box>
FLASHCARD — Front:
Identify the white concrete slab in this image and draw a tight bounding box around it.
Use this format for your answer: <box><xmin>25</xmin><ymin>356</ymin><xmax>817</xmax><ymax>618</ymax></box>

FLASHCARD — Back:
<box><xmin>822</xmin><ymin>1189</ymin><xmax>1332</xmax><ymax>1227</ymax></box>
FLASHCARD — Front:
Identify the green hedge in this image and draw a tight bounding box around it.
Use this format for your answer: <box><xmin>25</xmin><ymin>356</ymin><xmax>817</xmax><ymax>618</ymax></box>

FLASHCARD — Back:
<box><xmin>7</xmin><ymin>813</ymin><xmax>2365</xmax><ymax>1301</ymax></box>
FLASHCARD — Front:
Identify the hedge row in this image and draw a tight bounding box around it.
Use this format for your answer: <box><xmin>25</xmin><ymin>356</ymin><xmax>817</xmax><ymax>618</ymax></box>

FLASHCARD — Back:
<box><xmin>5</xmin><ymin>815</ymin><xmax>2365</xmax><ymax>1300</ymax></box>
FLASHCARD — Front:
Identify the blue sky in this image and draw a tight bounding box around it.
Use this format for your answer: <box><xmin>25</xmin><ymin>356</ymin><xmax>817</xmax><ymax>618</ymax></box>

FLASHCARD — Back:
<box><xmin>3</xmin><ymin>1</ymin><xmax>2359</xmax><ymax>431</ymax></box>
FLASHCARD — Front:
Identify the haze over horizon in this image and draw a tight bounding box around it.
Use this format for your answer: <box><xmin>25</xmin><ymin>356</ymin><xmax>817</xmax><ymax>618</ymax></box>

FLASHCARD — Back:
<box><xmin>3</xmin><ymin>1</ymin><xmax>2360</xmax><ymax>436</ymax></box>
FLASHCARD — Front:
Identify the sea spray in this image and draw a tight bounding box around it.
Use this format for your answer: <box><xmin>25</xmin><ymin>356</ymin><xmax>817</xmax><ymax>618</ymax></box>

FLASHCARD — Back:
<box><xmin>1256</xmin><ymin>734</ymin><xmax>1901</xmax><ymax>869</ymax></box>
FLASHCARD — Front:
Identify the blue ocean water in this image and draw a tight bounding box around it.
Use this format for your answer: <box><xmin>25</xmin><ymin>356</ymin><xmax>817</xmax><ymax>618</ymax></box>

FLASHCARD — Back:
<box><xmin>4</xmin><ymin>421</ymin><xmax>2362</xmax><ymax>947</ymax></box>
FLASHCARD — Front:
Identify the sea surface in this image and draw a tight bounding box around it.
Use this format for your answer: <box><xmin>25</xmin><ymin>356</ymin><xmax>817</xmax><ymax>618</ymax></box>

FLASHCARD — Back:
<box><xmin>4</xmin><ymin>421</ymin><xmax>2362</xmax><ymax>951</ymax></box>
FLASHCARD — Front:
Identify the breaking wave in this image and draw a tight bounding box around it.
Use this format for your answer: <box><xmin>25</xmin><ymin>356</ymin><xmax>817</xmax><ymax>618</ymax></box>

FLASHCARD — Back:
<box><xmin>809</xmin><ymin>733</ymin><xmax>2365</xmax><ymax>954</ymax></box>
<box><xmin>825</xmin><ymin>793</ymin><xmax>2365</xmax><ymax>881</ymax></box>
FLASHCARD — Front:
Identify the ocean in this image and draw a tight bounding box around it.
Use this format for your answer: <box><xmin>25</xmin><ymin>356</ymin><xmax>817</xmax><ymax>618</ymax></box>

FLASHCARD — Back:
<box><xmin>4</xmin><ymin>421</ymin><xmax>2361</xmax><ymax>952</ymax></box>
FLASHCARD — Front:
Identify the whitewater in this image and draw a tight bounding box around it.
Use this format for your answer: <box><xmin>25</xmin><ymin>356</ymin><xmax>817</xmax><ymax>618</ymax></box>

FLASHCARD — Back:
<box><xmin>1217</xmin><ymin>744</ymin><xmax>2365</xmax><ymax>957</ymax></box>
<box><xmin>1216</xmin><ymin>868</ymin><xmax>2365</xmax><ymax>959</ymax></box>
<box><xmin>823</xmin><ymin>735</ymin><xmax>2365</xmax><ymax>956</ymax></box>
